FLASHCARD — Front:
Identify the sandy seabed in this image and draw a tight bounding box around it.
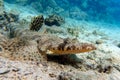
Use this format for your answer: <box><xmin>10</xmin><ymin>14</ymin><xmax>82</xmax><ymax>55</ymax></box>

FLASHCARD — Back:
<box><xmin>0</xmin><ymin>2</ymin><xmax>120</xmax><ymax>80</ymax></box>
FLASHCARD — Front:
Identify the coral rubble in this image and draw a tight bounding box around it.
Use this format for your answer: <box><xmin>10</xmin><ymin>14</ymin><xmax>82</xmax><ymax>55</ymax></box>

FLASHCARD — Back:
<box><xmin>0</xmin><ymin>36</ymin><xmax>44</xmax><ymax>62</ymax></box>
<box><xmin>0</xmin><ymin>12</ymin><xmax>19</xmax><ymax>30</ymax></box>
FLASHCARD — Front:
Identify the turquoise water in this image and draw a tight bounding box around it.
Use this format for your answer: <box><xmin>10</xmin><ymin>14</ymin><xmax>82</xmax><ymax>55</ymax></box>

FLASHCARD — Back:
<box><xmin>3</xmin><ymin>0</ymin><xmax>120</xmax><ymax>41</ymax></box>
<box><xmin>4</xmin><ymin>0</ymin><xmax>120</xmax><ymax>25</ymax></box>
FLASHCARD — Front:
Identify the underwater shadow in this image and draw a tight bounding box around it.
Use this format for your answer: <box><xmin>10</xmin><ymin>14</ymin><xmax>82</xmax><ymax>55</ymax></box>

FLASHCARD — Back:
<box><xmin>47</xmin><ymin>54</ymin><xmax>83</xmax><ymax>68</ymax></box>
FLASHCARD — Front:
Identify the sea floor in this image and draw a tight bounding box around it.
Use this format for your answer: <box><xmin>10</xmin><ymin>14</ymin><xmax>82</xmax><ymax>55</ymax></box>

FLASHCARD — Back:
<box><xmin>0</xmin><ymin>2</ymin><xmax>120</xmax><ymax>80</ymax></box>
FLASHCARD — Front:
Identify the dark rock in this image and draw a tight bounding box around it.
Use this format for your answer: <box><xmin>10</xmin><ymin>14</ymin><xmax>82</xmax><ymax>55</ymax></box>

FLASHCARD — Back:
<box><xmin>12</xmin><ymin>67</ymin><xmax>20</xmax><ymax>72</ymax></box>
<box><xmin>96</xmin><ymin>40</ymin><xmax>103</xmax><ymax>44</ymax></box>
<box><xmin>49</xmin><ymin>73</ymin><xmax>56</xmax><ymax>78</ymax></box>
<box><xmin>0</xmin><ymin>11</ymin><xmax>19</xmax><ymax>31</ymax></box>
<box><xmin>45</xmin><ymin>14</ymin><xmax>65</xmax><ymax>26</ymax></box>
<box><xmin>117</xmin><ymin>43</ymin><xmax>120</xmax><ymax>48</ymax></box>
<box><xmin>0</xmin><ymin>15</ymin><xmax>4</xmax><ymax>20</ymax></box>
<box><xmin>7</xmin><ymin>13</ymin><xmax>19</xmax><ymax>22</ymax></box>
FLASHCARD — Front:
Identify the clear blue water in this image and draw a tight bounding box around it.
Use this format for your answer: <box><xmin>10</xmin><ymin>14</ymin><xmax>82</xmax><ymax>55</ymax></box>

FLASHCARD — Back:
<box><xmin>4</xmin><ymin>0</ymin><xmax>120</xmax><ymax>25</ymax></box>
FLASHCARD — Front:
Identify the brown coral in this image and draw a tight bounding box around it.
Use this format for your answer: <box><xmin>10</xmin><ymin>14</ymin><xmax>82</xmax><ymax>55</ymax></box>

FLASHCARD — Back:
<box><xmin>30</xmin><ymin>15</ymin><xmax>44</xmax><ymax>31</ymax></box>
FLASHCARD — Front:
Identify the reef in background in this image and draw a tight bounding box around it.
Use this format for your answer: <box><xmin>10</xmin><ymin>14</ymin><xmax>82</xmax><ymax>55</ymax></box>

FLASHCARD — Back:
<box><xmin>4</xmin><ymin>0</ymin><xmax>120</xmax><ymax>24</ymax></box>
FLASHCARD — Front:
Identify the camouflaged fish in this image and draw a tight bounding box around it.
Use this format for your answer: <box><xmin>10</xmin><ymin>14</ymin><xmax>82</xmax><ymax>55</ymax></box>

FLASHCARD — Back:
<box><xmin>0</xmin><ymin>31</ymin><xmax>96</xmax><ymax>62</ymax></box>
<box><xmin>37</xmin><ymin>35</ymin><xmax>96</xmax><ymax>55</ymax></box>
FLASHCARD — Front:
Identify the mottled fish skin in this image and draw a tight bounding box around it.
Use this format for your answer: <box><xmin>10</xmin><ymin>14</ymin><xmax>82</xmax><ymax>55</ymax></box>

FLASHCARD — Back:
<box><xmin>0</xmin><ymin>33</ymin><xmax>96</xmax><ymax>62</ymax></box>
<box><xmin>37</xmin><ymin>36</ymin><xmax>96</xmax><ymax>55</ymax></box>
<box><xmin>47</xmin><ymin>43</ymin><xmax>96</xmax><ymax>55</ymax></box>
